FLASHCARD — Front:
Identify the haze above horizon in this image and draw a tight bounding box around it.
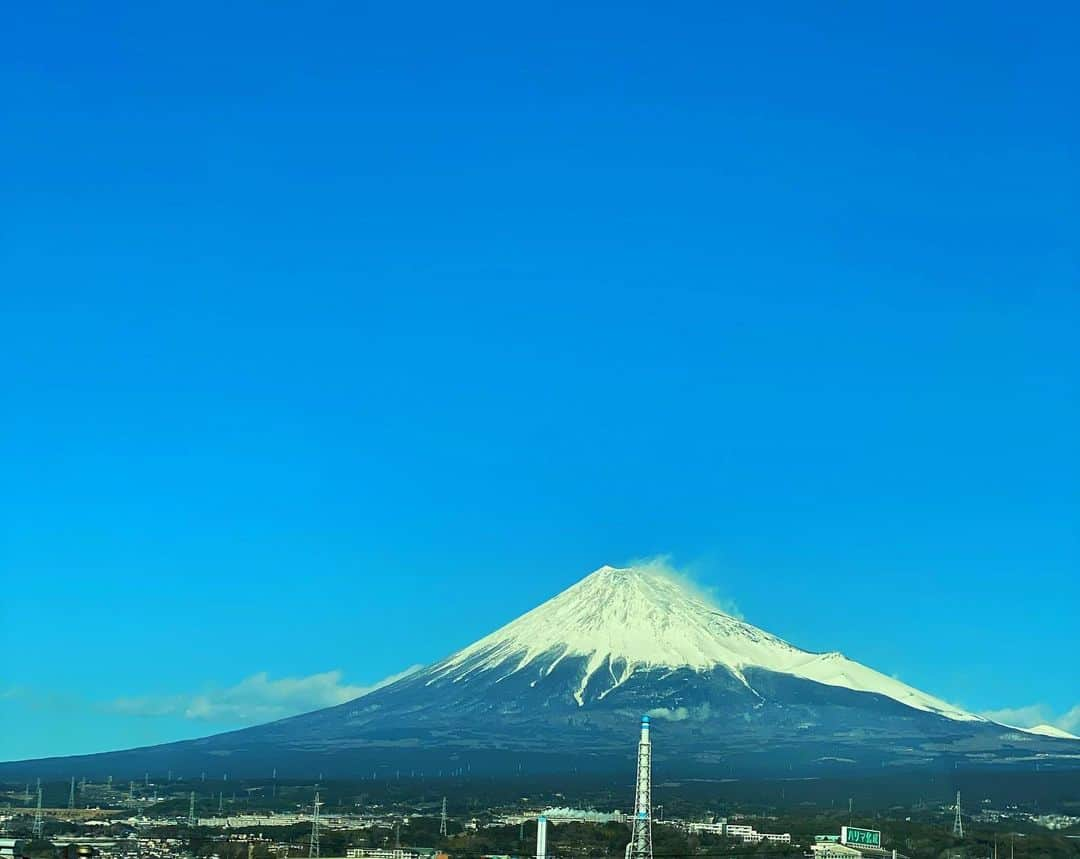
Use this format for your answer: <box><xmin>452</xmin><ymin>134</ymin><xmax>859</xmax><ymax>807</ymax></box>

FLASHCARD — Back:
<box><xmin>2</xmin><ymin>1</ymin><xmax>1077</xmax><ymax>761</ymax></box>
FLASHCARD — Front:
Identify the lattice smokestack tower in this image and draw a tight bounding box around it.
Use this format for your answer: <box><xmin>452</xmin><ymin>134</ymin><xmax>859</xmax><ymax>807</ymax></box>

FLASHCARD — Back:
<box><xmin>628</xmin><ymin>715</ymin><xmax>653</xmax><ymax>859</ymax></box>
<box><xmin>308</xmin><ymin>791</ymin><xmax>323</xmax><ymax>859</ymax></box>
<box><xmin>32</xmin><ymin>784</ymin><xmax>44</xmax><ymax>839</ymax></box>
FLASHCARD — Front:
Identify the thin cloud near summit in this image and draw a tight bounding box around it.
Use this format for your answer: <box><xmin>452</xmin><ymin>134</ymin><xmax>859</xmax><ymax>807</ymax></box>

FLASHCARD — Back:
<box><xmin>980</xmin><ymin>703</ymin><xmax>1080</xmax><ymax>736</ymax></box>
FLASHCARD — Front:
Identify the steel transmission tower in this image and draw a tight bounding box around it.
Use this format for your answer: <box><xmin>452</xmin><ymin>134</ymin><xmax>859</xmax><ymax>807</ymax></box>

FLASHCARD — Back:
<box><xmin>308</xmin><ymin>792</ymin><xmax>323</xmax><ymax>859</ymax></box>
<box><xmin>627</xmin><ymin>715</ymin><xmax>653</xmax><ymax>859</ymax></box>
<box><xmin>188</xmin><ymin>792</ymin><xmax>197</xmax><ymax>828</ymax></box>
<box><xmin>69</xmin><ymin>777</ymin><xmax>75</xmax><ymax>810</ymax></box>
<box><xmin>32</xmin><ymin>784</ymin><xmax>44</xmax><ymax>839</ymax></box>
<box><xmin>952</xmin><ymin>790</ymin><xmax>964</xmax><ymax>838</ymax></box>
<box><xmin>439</xmin><ymin>797</ymin><xmax>448</xmax><ymax>837</ymax></box>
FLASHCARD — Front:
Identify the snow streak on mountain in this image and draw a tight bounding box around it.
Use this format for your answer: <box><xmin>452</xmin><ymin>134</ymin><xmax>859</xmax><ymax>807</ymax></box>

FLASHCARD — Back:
<box><xmin>430</xmin><ymin>565</ymin><xmax>979</xmax><ymax>721</ymax></box>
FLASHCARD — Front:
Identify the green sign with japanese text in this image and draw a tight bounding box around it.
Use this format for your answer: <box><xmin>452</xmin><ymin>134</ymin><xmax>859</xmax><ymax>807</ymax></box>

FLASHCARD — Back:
<box><xmin>841</xmin><ymin>826</ymin><xmax>881</xmax><ymax>847</ymax></box>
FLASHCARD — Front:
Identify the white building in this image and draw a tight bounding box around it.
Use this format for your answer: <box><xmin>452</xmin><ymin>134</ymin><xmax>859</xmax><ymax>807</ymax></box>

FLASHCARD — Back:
<box><xmin>542</xmin><ymin>808</ymin><xmax>626</xmax><ymax>825</ymax></box>
<box><xmin>344</xmin><ymin>850</ymin><xmax>437</xmax><ymax>859</ymax></box>
<box><xmin>723</xmin><ymin>824</ymin><xmax>790</xmax><ymax>844</ymax></box>
<box><xmin>0</xmin><ymin>839</ymin><xmax>25</xmax><ymax>859</ymax></box>
<box><xmin>811</xmin><ymin>843</ymin><xmax>863</xmax><ymax>859</ymax></box>
<box><xmin>724</xmin><ymin>824</ymin><xmax>755</xmax><ymax>841</ymax></box>
<box><xmin>685</xmin><ymin>821</ymin><xmax>725</xmax><ymax>836</ymax></box>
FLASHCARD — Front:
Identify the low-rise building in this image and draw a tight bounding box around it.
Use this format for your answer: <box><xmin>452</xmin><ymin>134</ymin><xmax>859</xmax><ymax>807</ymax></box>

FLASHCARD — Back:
<box><xmin>724</xmin><ymin>824</ymin><xmax>754</xmax><ymax>841</ymax></box>
<box><xmin>811</xmin><ymin>843</ymin><xmax>864</xmax><ymax>859</ymax></box>
<box><xmin>756</xmin><ymin>832</ymin><xmax>792</xmax><ymax>844</ymax></box>
<box><xmin>685</xmin><ymin>821</ymin><xmax>725</xmax><ymax>836</ymax></box>
<box><xmin>542</xmin><ymin>808</ymin><xmax>626</xmax><ymax>825</ymax></box>
<box><xmin>344</xmin><ymin>848</ymin><xmax>438</xmax><ymax>859</ymax></box>
<box><xmin>722</xmin><ymin>824</ymin><xmax>790</xmax><ymax>844</ymax></box>
<box><xmin>0</xmin><ymin>839</ymin><xmax>26</xmax><ymax>859</ymax></box>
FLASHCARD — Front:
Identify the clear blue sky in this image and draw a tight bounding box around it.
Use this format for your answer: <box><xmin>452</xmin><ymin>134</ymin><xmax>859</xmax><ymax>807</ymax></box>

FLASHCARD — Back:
<box><xmin>2</xmin><ymin>1</ymin><xmax>1078</xmax><ymax>761</ymax></box>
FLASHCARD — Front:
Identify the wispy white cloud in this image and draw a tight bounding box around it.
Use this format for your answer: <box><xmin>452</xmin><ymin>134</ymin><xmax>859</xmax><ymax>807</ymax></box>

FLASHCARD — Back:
<box><xmin>647</xmin><ymin>704</ymin><xmax>712</xmax><ymax>722</ymax></box>
<box><xmin>980</xmin><ymin>703</ymin><xmax>1080</xmax><ymax>735</ymax></box>
<box><xmin>625</xmin><ymin>554</ymin><xmax>745</xmax><ymax>619</ymax></box>
<box><xmin>107</xmin><ymin>666</ymin><xmax>423</xmax><ymax>725</ymax></box>
<box><xmin>1</xmin><ymin>686</ymin><xmax>84</xmax><ymax>710</ymax></box>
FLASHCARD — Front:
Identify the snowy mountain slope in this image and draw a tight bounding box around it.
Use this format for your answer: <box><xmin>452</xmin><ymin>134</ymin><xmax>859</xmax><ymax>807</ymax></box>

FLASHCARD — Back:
<box><xmin>1009</xmin><ymin>723</ymin><xmax>1080</xmax><ymax>740</ymax></box>
<box><xmin>428</xmin><ymin>565</ymin><xmax>980</xmax><ymax>722</ymax></box>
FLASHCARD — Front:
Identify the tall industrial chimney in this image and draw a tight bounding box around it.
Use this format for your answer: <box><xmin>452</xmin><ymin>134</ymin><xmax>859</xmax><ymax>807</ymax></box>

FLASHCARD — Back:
<box><xmin>628</xmin><ymin>715</ymin><xmax>653</xmax><ymax>859</ymax></box>
<box><xmin>536</xmin><ymin>815</ymin><xmax>548</xmax><ymax>859</ymax></box>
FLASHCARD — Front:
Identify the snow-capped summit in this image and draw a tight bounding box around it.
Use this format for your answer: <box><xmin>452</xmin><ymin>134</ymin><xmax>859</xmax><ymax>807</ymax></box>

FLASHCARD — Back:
<box><xmin>10</xmin><ymin>561</ymin><xmax>1078</xmax><ymax>780</ymax></box>
<box><xmin>429</xmin><ymin>564</ymin><xmax>980</xmax><ymax>721</ymax></box>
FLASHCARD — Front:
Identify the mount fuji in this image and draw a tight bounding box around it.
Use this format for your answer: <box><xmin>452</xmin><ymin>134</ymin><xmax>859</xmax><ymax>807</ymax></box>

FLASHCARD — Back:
<box><xmin>7</xmin><ymin>565</ymin><xmax>1079</xmax><ymax>778</ymax></box>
